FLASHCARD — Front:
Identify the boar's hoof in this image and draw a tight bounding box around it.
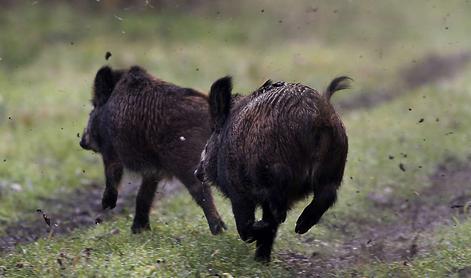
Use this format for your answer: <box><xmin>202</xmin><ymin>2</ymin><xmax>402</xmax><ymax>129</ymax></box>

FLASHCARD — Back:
<box><xmin>241</xmin><ymin>221</ymin><xmax>270</xmax><ymax>243</ymax></box>
<box><xmin>239</xmin><ymin>227</ymin><xmax>256</xmax><ymax>243</ymax></box>
<box><xmin>295</xmin><ymin>217</ymin><xmax>316</xmax><ymax>234</ymax></box>
<box><xmin>254</xmin><ymin>252</ymin><xmax>271</xmax><ymax>264</ymax></box>
<box><xmin>131</xmin><ymin>222</ymin><xmax>151</xmax><ymax>234</ymax></box>
<box><xmin>102</xmin><ymin>189</ymin><xmax>118</xmax><ymax>210</ymax></box>
<box><xmin>209</xmin><ymin>219</ymin><xmax>227</xmax><ymax>235</ymax></box>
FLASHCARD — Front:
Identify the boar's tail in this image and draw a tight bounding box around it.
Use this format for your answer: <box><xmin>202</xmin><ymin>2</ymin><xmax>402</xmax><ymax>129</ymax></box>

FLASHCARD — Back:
<box><xmin>324</xmin><ymin>76</ymin><xmax>352</xmax><ymax>102</ymax></box>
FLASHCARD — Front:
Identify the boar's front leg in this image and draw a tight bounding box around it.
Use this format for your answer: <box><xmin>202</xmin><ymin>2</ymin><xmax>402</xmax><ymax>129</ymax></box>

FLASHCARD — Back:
<box><xmin>131</xmin><ymin>174</ymin><xmax>160</xmax><ymax>233</ymax></box>
<box><xmin>101</xmin><ymin>151</ymin><xmax>123</xmax><ymax>210</ymax></box>
<box><xmin>253</xmin><ymin>202</ymin><xmax>280</xmax><ymax>262</ymax></box>
<box><xmin>254</xmin><ymin>163</ymin><xmax>291</xmax><ymax>225</ymax></box>
<box><xmin>231</xmin><ymin>196</ymin><xmax>256</xmax><ymax>242</ymax></box>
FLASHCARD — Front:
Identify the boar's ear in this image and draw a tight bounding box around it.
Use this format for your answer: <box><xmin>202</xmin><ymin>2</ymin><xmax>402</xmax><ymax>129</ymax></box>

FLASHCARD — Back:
<box><xmin>209</xmin><ymin>76</ymin><xmax>232</xmax><ymax>129</ymax></box>
<box><xmin>93</xmin><ymin>66</ymin><xmax>119</xmax><ymax>107</ymax></box>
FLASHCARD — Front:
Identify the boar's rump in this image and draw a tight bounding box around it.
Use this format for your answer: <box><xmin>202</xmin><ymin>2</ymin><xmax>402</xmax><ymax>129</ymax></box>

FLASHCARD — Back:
<box><xmin>196</xmin><ymin>75</ymin><xmax>351</xmax><ymax>261</ymax></box>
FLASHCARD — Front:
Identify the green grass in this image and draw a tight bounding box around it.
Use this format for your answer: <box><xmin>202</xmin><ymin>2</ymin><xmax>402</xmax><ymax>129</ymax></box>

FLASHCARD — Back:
<box><xmin>1</xmin><ymin>1</ymin><xmax>471</xmax><ymax>276</ymax></box>
<box><xmin>0</xmin><ymin>193</ymin><xmax>291</xmax><ymax>277</ymax></box>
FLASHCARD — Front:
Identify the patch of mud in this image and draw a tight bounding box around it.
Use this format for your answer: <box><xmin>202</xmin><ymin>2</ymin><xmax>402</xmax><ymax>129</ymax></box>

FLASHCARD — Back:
<box><xmin>338</xmin><ymin>52</ymin><xmax>471</xmax><ymax>111</ymax></box>
<box><xmin>0</xmin><ymin>178</ymin><xmax>183</xmax><ymax>253</ymax></box>
<box><xmin>280</xmin><ymin>156</ymin><xmax>471</xmax><ymax>277</ymax></box>
<box><xmin>402</xmin><ymin>52</ymin><xmax>471</xmax><ymax>89</ymax></box>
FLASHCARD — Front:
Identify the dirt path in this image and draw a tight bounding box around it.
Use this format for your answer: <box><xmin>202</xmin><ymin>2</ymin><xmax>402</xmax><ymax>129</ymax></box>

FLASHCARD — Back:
<box><xmin>280</xmin><ymin>156</ymin><xmax>471</xmax><ymax>277</ymax></box>
<box><xmin>337</xmin><ymin>52</ymin><xmax>470</xmax><ymax>111</ymax></box>
<box><xmin>0</xmin><ymin>51</ymin><xmax>469</xmax><ymax>265</ymax></box>
<box><xmin>0</xmin><ymin>178</ymin><xmax>183</xmax><ymax>253</ymax></box>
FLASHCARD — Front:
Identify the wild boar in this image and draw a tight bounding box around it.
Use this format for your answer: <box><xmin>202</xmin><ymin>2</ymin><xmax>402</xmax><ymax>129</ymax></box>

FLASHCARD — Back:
<box><xmin>195</xmin><ymin>76</ymin><xmax>350</xmax><ymax>261</ymax></box>
<box><xmin>80</xmin><ymin>65</ymin><xmax>226</xmax><ymax>234</ymax></box>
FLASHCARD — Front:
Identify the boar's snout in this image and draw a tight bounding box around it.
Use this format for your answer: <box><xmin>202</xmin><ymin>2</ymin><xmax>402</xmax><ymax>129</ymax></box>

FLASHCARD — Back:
<box><xmin>79</xmin><ymin>130</ymin><xmax>92</xmax><ymax>151</ymax></box>
<box><xmin>79</xmin><ymin>137</ymin><xmax>90</xmax><ymax>150</ymax></box>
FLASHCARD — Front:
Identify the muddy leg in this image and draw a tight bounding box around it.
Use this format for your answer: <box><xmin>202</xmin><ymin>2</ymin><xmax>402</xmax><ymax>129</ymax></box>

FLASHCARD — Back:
<box><xmin>101</xmin><ymin>151</ymin><xmax>123</xmax><ymax>210</ymax></box>
<box><xmin>254</xmin><ymin>203</ymin><xmax>280</xmax><ymax>262</ymax></box>
<box><xmin>178</xmin><ymin>173</ymin><xmax>226</xmax><ymax>235</ymax></box>
<box><xmin>295</xmin><ymin>184</ymin><xmax>338</xmax><ymax>234</ymax></box>
<box><xmin>131</xmin><ymin>174</ymin><xmax>160</xmax><ymax>234</ymax></box>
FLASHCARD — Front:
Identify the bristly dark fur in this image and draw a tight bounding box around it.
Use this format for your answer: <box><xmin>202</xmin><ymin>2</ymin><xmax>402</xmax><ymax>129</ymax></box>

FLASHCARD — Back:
<box><xmin>92</xmin><ymin>66</ymin><xmax>125</xmax><ymax>107</ymax></box>
<box><xmin>324</xmin><ymin>76</ymin><xmax>353</xmax><ymax>102</ymax></box>
<box><xmin>261</xmin><ymin>79</ymin><xmax>273</xmax><ymax>88</ymax></box>
<box><xmin>80</xmin><ymin>65</ymin><xmax>226</xmax><ymax>235</ymax></box>
<box><xmin>196</xmin><ymin>77</ymin><xmax>350</xmax><ymax>262</ymax></box>
<box><xmin>208</xmin><ymin>76</ymin><xmax>232</xmax><ymax>129</ymax></box>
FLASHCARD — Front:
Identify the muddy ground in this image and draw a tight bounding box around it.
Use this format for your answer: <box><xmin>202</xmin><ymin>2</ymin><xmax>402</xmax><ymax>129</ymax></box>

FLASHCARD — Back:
<box><xmin>0</xmin><ymin>178</ymin><xmax>183</xmax><ymax>253</ymax></box>
<box><xmin>337</xmin><ymin>52</ymin><xmax>471</xmax><ymax>111</ymax></box>
<box><xmin>280</xmin><ymin>156</ymin><xmax>471</xmax><ymax>277</ymax></box>
<box><xmin>3</xmin><ymin>154</ymin><xmax>468</xmax><ymax>276</ymax></box>
<box><xmin>0</xmin><ymin>51</ymin><xmax>470</xmax><ymax>275</ymax></box>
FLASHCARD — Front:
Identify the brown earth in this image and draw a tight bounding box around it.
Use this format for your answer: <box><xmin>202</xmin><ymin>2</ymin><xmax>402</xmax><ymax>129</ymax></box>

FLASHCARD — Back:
<box><xmin>280</xmin><ymin>156</ymin><xmax>471</xmax><ymax>277</ymax></box>
<box><xmin>337</xmin><ymin>52</ymin><xmax>471</xmax><ymax>111</ymax></box>
<box><xmin>0</xmin><ymin>178</ymin><xmax>183</xmax><ymax>253</ymax></box>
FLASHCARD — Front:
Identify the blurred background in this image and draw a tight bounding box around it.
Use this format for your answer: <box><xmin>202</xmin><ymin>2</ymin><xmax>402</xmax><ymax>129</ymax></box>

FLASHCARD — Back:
<box><xmin>0</xmin><ymin>1</ymin><xmax>470</xmax><ymax>277</ymax></box>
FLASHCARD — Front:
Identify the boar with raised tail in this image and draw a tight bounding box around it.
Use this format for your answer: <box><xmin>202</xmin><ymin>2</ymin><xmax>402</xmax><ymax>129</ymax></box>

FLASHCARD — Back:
<box><xmin>195</xmin><ymin>76</ymin><xmax>350</xmax><ymax>261</ymax></box>
<box><xmin>80</xmin><ymin>66</ymin><xmax>226</xmax><ymax>235</ymax></box>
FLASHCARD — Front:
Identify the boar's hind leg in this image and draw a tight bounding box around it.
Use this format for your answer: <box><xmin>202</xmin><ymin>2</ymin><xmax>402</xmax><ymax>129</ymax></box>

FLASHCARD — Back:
<box><xmin>131</xmin><ymin>174</ymin><xmax>160</xmax><ymax>234</ymax></box>
<box><xmin>295</xmin><ymin>183</ymin><xmax>338</xmax><ymax>234</ymax></box>
<box><xmin>178</xmin><ymin>172</ymin><xmax>226</xmax><ymax>235</ymax></box>
<box><xmin>253</xmin><ymin>203</ymin><xmax>280</xmax><ymax>263</ymax></box>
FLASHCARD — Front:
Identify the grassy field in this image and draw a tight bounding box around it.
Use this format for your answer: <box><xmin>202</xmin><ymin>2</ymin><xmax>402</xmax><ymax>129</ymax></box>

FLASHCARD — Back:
<box><xmin>1</xmin><ymin>1</ymin><xmax>471</xmax><ymax>277</ymax></box>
